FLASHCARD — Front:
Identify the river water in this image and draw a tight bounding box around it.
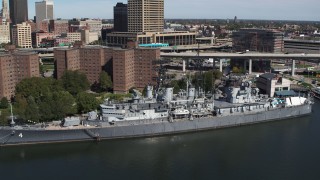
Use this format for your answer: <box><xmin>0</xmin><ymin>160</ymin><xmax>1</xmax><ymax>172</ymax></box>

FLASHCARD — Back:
<box><xmin>1</xmin><ymin>100</ymin><xmax>319</xmax><ymax>180</ymax></box>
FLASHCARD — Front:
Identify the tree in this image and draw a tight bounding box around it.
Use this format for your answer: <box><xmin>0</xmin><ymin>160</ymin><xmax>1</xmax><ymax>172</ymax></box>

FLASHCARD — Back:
<box><xmin>170</xmin><ymin>80</ymin><xmax>181</xmax><ymax>94</ymax></box>
<box><xmin>15</xmin><ymin>77</ymin><xmax>63</xmax><ymax>101</ymax></box>
<box><xmin>51</xmin><ymin>91</ymin><xmax>77</xmax><ymax>119</ymax></box>
<box><xmin>204</xmin><ymin>71</ymin><xmax>213</xmax><ymax>93</ymax></box>
<box><xmin>60</xmin><ymin>70</ymin><xmax>90</xmax><ymax>96</ymax></box>
<box><xmin>99</xmin><ymin>71</ymin><xmax>113</xmax><ymax>91</ymax></box>
<box><xmin>24</xmin><ymin>96</ymin><xmax>40</xmax><ymax>123</ymax></box>
<box><xmin>76</xmin><ymin>92</ymin><xmax>99</xmax><ymax>113</ymax></box>
<box><xmin>212</xmin><ymin>70</ymin><xmax>223</xmax><ymax>80</ymax></box>
<box><xmin>0</xmin><ymin>97</ymin><xmax>9</xmax><ymax>109</ymax></box>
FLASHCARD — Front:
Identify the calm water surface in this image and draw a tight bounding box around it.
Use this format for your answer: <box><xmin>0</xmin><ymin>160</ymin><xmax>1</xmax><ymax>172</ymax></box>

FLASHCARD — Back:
<box><xmin>1</xmin><ymin>100</ymin><xmax>320</xmax><ymax>180</ymax></box>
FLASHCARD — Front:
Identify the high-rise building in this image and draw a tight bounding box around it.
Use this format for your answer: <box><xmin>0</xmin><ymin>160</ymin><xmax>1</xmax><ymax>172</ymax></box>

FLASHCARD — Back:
<box><xmin>114</xmin><ymin>2</ymin><xmax>128</xmax><ymax>32</ymax></box>
<box><xmin>9</xmin><ymin>0</ymin><xmax>28</xmax><ymax>25</ymax></box>
<box><xmin>0</xmin><ymin>51</ymin><xmax>39</xmax><ymax>99</ymax></box>
<box><xmin>11</xmin><ymin>22</ymin><xmax>32</xmax><ymax>48</ymax></box>
<box><xmin>1</xmin><ymin>0</ymin><xmax>10</xmax><ymax>21</ymax></box>
<box><xmin>0</xmin><ymin>21</ymin><xmax>10</xmax><ymax>43</ymax></box>
<box><xmin>35</xmin><ymin>0</ymin><xmax>54</xmax><ymax>30</ymax></box>
<box><xmin>128</xmin><ymin>0</ymin><xmax>164</xmax><ymax>33</ymax></box>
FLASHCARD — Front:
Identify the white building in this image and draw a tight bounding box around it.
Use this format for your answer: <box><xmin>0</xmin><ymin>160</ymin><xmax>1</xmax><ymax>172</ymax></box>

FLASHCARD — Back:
<box><xmin>81</xmin><ymin>30</ymin><xmax>98</xmax><ymax>44</ymax></box>
<box><xmin>35</xmin><ymin>0</ymin><xmax>54</xmax><ymax>30</ymax></box>
<box><xmin>256</xmin><ymin>73</ymin><xmax>291</xmax><ymax>97</ymax></box>
<box><xmin>60</xmin><ymin>32</ymin><xmax>82</xmax><ymax>43</ymax></box>
<box><xmin>0</xmin><ymin>22</ymin><xmax>10</xmax><ymax>44</ymax></box>
<box><xmin>79</xmin><ymin>19</ymin><xmax>102</xmax><ymax>36</ymax></box>
<box><xmin>12</xmin><ymin>22</ymin><xmax>32</xmax><ymax>48</ymax></box>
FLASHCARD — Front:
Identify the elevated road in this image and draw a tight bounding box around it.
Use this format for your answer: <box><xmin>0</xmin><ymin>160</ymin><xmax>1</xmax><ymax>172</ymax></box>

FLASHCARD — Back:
<box><xmin>161</xmin><ymin>52</ymin><xmax>320</xmax><ymax>60</ymax></box>
<box><xmin>161</xmin><ymin>52</ymin><xmax>320</xmax><ymax>76</ymax></box>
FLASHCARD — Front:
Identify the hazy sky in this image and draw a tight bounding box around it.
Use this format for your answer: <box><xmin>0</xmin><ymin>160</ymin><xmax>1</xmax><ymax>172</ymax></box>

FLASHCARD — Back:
<box><xmin>20</xmin><ymin>0</ymin><xmax>319</xmax><ymax>21</ymax></box>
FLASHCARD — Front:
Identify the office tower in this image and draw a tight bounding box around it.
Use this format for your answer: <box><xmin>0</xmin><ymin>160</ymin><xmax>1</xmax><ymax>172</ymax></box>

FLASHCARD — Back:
<box><xmin>128</xmin><ymin>0</ymin><xmax>164</xmax><ymax>33</ymax></box>
<box><xmin>35</xmin><ymin>0</ymin><xmax>54</xmax><ymax>30</ymax></box>
<box><xmin>1</xmin><ymin>0</ymin><xmax>10</xmax><ymax>21</ymax></box>
<box><xmin>11</xmin><ymin>22</ymin><xmax>32</xmax><ymax>48</ymax></box>
<box><xmin>0</xmin><ymin>21</ymin><xmax>10</xmax><ymax>43</ymax></box>
<box><xmin>0</xmin><ymin>52</ymin><xmax>39</xmax><ymax>99</ymax></box>
<box><xmin>232</xmin><ymin>29</ymin><xmax>284</xmax><ymax>53</ymax></box>
<box><xmin>114</xmin><ymin>2</ymin><xmax>128</xmax><ymax>32</ymax></box>
<box><xmin>9</xmin><ymin>0</ymin><xmax>28</xmax><ymax>25</ymax></box>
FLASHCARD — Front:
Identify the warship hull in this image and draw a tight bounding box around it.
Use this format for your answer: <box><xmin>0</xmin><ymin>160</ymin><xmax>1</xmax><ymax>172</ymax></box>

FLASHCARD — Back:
<box><xmin>0</xmin><ymin>104</ymin><xmax>312</xmax><ymax>146</ymax></box>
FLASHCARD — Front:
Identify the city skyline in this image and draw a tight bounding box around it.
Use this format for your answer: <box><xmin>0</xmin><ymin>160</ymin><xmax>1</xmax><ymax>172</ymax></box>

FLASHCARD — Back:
<box><xmin>0</xmin><ymin>0</ymin><xmax>319</xmax><ymax>21</ymax></box>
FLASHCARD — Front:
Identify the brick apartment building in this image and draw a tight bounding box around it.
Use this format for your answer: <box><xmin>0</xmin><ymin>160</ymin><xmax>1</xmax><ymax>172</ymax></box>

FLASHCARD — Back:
<box><xmin>55</xmin><ymin>48</ymin><xmax>80</xmax><ymax>79</ymax></box>
<box><xmin>112</xmin><ymin>48</ymin><xmax>159</xmax><ymax>93</ymax></box>
<box><xmin>0</xmin><ymin>51</ymin><xmax>40</xmax><ymax>99</ymax></box>
<box><xmin>54</xmin><ymin>46</ymin><xmax>160</xmax><ymax>93</ymax></box>
<box><xmin>49</xmin><ymin>19</ymin><xmax>69</xmax><ymax>36</ymax></box>
<box><xmin>55</xmin><ymin>46</ymin><xmax>113</xmax><ymax>84</ymax></box>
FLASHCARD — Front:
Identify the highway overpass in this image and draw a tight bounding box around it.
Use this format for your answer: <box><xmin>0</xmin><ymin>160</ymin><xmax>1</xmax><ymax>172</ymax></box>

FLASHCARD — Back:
<box><xmin>160</xmin><ymin>52</ymin><xmax>320</xmax><ymax>75</ymax></box>
<box><xmin>160</xmin><ymin>52</ymin><xmax>320</xmax><ymax>60</ymax></box>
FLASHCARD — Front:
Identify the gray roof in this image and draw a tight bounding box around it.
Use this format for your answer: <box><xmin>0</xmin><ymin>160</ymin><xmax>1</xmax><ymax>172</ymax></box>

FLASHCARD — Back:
<box><xmin>260</xmin><ymin>73</ymin><xmax>276</xmax><ymax>80</ymax></box>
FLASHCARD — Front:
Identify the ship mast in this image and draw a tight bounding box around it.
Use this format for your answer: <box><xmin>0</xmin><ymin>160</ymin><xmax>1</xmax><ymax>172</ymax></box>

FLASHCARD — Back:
<box><xmin>10</xmin><ymin>103</ymin><xmax>15</xmax><ymax>127</ymax></box>
<box><xmin>194</xmin><ymin>40</ymin><xmax>204</xmax><ymax>97</ymax></box>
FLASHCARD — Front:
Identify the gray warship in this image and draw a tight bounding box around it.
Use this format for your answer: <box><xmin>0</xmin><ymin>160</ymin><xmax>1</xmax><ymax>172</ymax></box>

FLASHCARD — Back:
<box><xmin>0</xmin><ymin>77</ymin><xmax>313</xmax><ymax>146</ymax></box>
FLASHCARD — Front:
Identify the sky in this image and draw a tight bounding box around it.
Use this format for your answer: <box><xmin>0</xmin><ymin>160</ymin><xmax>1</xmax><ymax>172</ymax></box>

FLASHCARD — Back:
<box><xmin>13</xmin><ymin>0</ymin><xmax>320</xmax><ymax>21</ymax></box>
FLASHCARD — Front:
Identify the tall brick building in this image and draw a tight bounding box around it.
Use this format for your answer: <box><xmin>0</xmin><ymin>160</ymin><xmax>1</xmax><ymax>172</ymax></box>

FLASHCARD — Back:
<box><xmin>54</xmin><ymin>46</ymin><xmax>160</xmax><ymax>93</ymax></box>
<box><xmin>55</xmin><ymin>48</ymin><xmax>80</xmax><ymax>79</ymax></box>
<box><xmin>79</xmin><ymin>47</ymin><xmax>112</xmax><ymax>84</ymax></box>
<box><xmin>0</xmin><ymin>51</ymin><xmax>39</xmax><ymax>99</ymax></box>
<box><xmin>55</xmin><ymin>46</ymin><xmax>113</xmax><ymax>84</ymax></box>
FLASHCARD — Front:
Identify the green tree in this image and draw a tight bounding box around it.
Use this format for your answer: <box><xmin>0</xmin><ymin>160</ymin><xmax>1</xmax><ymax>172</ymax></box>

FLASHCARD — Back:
<box><xmin>14</xmin><ymin>94</ymin><xmax>28</xmax><ymax>120</ymax></box>
<box><xmin>76</xmin><ymin>92</ymin><xmax>99</xmax><ymax>113</ymax></box>
<box><xmin>24</xmin><ymin>96</ymin><xmax>40</xmax><ymax>123</ymax></box>
<box><xmin>204</xmin><ymin>71</ymin><xmax>213</xmax><ymax>93</ymax></box>
<box><xmin>60</xmin><ymin>70</ymin><xmax>90</xmax><ymax>96</ymax></box>
<box><xmin>0</xmin><ymin>97</ymin><xmax>9</xmax><ymax>109</ymax></box>
<box><xmin>51</xmin><ymin>91</ymin><xmax>77</xmax><ymax>119</ymax></box>
<box><xmin>170</xmin><ymin>80</ymin><xmax>181</xmax><ymax>94</ymax></box>
<box><xmin>99</xmin><ymin>71</ymin><xmax>113</xmax><ymax>91</ymax></box>
<box><xmin>212</xmin><ymin>70</ymin><xmax>223</xmax><ymax>80</ymax></box>
<box><xmin>15</xmin><ymin>77</ymin><xmax>63</xmax><ymax>101</ymax></box>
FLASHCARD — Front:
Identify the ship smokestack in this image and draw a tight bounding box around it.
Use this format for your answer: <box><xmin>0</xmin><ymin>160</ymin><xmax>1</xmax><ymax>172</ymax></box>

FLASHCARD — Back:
<box><xmin>164</xmin><ymin>88</ymin><xmax>173</xmax><ymax>102</ymax></box>
<box><xmin>147</xmin><ymin>86</ymin><xmax>153</xmax><ymax>99</ymax></box>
